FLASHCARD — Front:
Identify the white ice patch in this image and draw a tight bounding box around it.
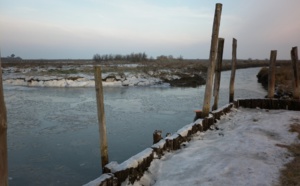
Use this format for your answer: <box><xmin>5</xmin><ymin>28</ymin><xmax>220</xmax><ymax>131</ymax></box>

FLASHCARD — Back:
<box><xmin>3</xmin><ymin>73</ymin><xmax>162</xmax><ymax>87</ymax></box>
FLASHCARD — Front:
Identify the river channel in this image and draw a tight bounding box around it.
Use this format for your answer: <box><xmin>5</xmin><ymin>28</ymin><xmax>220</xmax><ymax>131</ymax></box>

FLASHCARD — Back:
<box><xmin>4</xmin><ymin>67</ymin><xmax>266</xmax><ymax>185</ymax></box>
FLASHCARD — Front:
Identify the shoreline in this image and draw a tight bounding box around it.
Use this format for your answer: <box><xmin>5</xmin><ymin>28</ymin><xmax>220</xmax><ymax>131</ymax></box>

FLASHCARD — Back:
<box><xmin>2</xmin><ymin>59</ymin><xmax>284</xmax><ymax>88</ymax></box>
<box><xmin>85</xmin><ymin>99</ymin><xmax>300</xmax><ymax>186</ymax></box>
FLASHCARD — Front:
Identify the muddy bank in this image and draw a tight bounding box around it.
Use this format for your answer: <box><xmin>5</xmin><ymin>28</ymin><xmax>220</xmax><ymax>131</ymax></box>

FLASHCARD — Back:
<box><xmin>163</xmin><ymin>74</ymin><xmax>206</xmax><ymax>87</ymax></box>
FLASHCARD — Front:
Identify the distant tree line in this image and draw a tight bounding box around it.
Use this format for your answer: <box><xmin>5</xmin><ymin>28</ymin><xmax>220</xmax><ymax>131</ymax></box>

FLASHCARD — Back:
<box><xmin>93</xmin><ymin>52</ymin><xmax>148</xmax><ymax>62</ymax></box>
<box><xmin>156</xmin><ymin>55</ymin><xmax>183</xmax><ymax>61</ymax></box>
<box><xmin>1</xmin><ymin>54</ymin><xmax>22</xmax><ymax>63</ymax></box>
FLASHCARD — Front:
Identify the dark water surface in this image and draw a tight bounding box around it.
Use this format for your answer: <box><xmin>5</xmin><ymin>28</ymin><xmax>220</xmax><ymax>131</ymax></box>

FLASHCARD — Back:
<box><xmin>4</xmin><ymin>68</ymin><xmax>266</xmax><ymax>185</ymax></box>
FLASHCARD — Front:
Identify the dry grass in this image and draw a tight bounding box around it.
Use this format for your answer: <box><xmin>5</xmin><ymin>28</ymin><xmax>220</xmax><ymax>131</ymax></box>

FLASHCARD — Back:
<box><xmin>257</xmin><ymin>64</ymin><xmax>300</xmax><ymax>95</ymax></box>
<box><xmin>257</xmin><ymin>65</ymin><xmax>294</xmax><ymax>83</ymax></box>
<box><xmin>277</xmin><ymin>122</ymin><xmax>300</xmax><ymax>186</ymax></box>
<box><xmin>1</xmin><ymin>58</ymin><xmax>280</xmax><ymax>70</ymax></box>
<box><xmin>1</xmin><ymin>58</ymin><xmax>291</xmax><ymax>79</ymax></box>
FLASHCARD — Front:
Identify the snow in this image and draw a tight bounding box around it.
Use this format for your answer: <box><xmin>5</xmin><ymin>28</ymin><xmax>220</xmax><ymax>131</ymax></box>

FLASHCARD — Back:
<box><xmin>2</xmin><ymin>73</ymin><xmax>162</xmax><ymax>87</ymax></box>
<box><xmin>107</xmin><ymin>148</ymin><xmax>154</xmax><ymax>173</ymax></box>
<box><xmin>176</xmin><ymin>123</ymin><xmax>194</xmax><ymax>137</ymax></box>
<box><xmin>152</xmin><ymin>139</ymin><xmax>166</xmax><ymax>149</ymax></box>
<box><xmin>2</xmin><ymin>65</ymin><xmax>164</xmax><ymax>87</ymax></box>
<box><xmin>83</xmin><ymin>173</ymin><xmax>114</xmax><ymax>186</ymax></box>
<box><xmin>211</xmin><ymin>103</ymin><xmax>233</xmax><ymax>114</ymax></box>
<box><xmin>127</xmin><ymin>108</ymin><xmax>299</xmax><ymax>186</ymax></box>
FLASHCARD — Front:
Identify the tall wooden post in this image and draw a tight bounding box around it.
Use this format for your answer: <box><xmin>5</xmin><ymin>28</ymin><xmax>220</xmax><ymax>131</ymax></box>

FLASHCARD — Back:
<box><xmin>94</xmin><ymin>66</ymin><xmax>109</xmax><ymax>169</ymax></box>
<box><xmin>229</xmin><ymin>38</ymin><xmax>237</xmax><ymax>103</ymax></box>
<box><xmin>0</xmin><ymin>54</ymin><xmax>8</xmax><ymax>186</ymax></box>
<box><xmin>212</xmin><ymin>38</ymin><xmax>225</xmax><ymax>111</ymax></box>
<box><xmin>267</xmin><ymin>50</ymin><xmax>277</xmax><ymax>98</ymax></box>
<box><xmin>291</xmin><ymin>47</ymin><xmax>299</xmax><ymax>99</ymax></box>
<box><xmin>202</xmin><ymin>3</ymin><xmax>222</xmax><ymax>117</ymax></box>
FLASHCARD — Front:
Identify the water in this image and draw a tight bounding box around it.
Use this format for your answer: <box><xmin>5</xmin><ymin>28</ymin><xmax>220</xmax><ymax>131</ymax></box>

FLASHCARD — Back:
<box><xmin>4</xmin><ymin>67</ymin><xmax>266</xmax><ymax>185</ymax></box>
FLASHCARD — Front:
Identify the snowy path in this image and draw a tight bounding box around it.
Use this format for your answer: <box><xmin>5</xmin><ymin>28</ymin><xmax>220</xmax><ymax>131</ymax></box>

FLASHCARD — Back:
<box><xmin>129</xmin><ymin>108</ymin><xmax>299</xmax><ymax>186</ymax></box>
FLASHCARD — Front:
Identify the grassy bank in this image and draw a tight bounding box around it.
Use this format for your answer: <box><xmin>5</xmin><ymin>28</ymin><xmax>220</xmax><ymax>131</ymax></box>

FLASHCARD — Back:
<box><xmin>257</xmin><ymin>64</ymin><xmax>300</xmax><ymax>97</ymax></box>
<box><xmin>2</xmin><ymin>58</ymin><xmax>288</xmax><ymax>73</ymax></box>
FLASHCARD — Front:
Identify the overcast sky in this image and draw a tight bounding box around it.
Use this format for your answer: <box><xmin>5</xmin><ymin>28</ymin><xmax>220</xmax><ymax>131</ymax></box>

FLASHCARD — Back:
<box><xmin>1</xmin><ymin>0</ymin><xmax>299</xmax><ymax>59</ymax></box>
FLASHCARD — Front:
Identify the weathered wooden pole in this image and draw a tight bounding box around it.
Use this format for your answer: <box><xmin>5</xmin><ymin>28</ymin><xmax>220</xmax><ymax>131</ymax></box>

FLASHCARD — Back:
<box><xmin>202</xmin><ymin>3</ymin><xmax>222</xmax><ymax>117</ymax></box>
<box><xmin>0</xmin><ymin>54</ymin><xmax>8</xmax><ymax>186</ymax></box>
<box><xmin>291</xmin><ymin>46</ymin><xmax>299</xmax><ymax>99</ymax></box>
<box><xmin>229</xmin><ymin>38</ymin><xmax>237</xmax><ymax>103</ymax></box>
<box><xmin>212</xmin><ymin>38</ymin><xmax>225</xmax><ymax>111</ymax></box>
<box><xmin>267</xmin><ymin>50</ymin><xmax>277</xmax><ymax>98</ymax></box>
<box><xmin>153</xmin><ymin>130</ymin><xmax>162</xmax><ymax>144</ymax></box>
<box><xmin>94</xmin><ymin>66</ymin><xmax>109</xmax><ymax>169</ymax></box>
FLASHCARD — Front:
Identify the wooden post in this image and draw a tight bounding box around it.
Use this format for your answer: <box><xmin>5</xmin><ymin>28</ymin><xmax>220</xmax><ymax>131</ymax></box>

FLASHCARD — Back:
<box><xmin>291</xmin><ymin>47</ymin><xmax>300</xmax><ymax>99</ymax></box>
<box><xmin>94</xmin><ymin>66</ymin><xmax>109</xmax><ymax>169</ymax></box>
<box><xmin>229</xmin><ymin>38</ymin><xmax>237</xmax><ymax>103</ymax></box>
<box><xmin>153</xmin><ymin>130</ymin><xmax>162</xmax><ymax>144</ymax></box>
<box><xmin>212</xmin><ymin>38</ymin><xmax>225</xmax><ymax>111</ymax></box>
<box><xmin>202</xmin><ymin>3</ymin><xmax>222</xmax><ymax>117</ymax></box>
<box><xmin>267</xmin><ymin>50</ymin><xmax>277</xmax><ymax>98</ymax></box>
<box><xmin>0</xmin><ymin>54</ymin><xmax>8</xmax><ymax>186</ymax></box>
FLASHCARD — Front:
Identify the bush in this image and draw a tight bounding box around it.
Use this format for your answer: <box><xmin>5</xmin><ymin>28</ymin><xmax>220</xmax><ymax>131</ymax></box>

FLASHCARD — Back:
<box><xmin>92</xmin><ymin>52</ymin><xmax>148</xmax><ymax>62</ymax></box>
<box><xmin>93</xmin><ymin>54</ymin><xmax>102</xmax><ymax>63</ymax></box>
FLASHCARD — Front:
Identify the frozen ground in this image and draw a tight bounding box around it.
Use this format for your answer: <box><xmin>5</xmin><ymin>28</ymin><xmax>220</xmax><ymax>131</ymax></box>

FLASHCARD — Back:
<box><xmin>2</xmin><ymin>63</ymin><xmax>206</xmax><ymax>87</ymax></box>
<box><xmin>1</xmin><ymin>65</ymin><xmax>174</xmax><ymax>87</ymax></box>
<box><xmin>126</xmin><ymin>108</ymin><xmax>299</xmax><ymax>186</ymax></box>
<box><xmin>2</xmin><ymin>73</ymin><xmax>163</xmax><ymax>87</ymax></box>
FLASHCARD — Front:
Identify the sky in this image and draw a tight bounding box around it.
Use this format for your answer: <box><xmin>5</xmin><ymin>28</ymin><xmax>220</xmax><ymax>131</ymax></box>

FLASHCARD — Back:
<box><xmin>1</xmin><ymin>0</ymin><xmax>300</xmax><ymax>59</ymax></box>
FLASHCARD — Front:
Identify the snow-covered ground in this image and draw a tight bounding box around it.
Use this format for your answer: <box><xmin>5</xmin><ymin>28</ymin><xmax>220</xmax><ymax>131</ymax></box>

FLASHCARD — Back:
<box><xmin>2</xmin><ymin>73</ymin><xmax>163</xmax><ymax>87</ymax></box>
<box><xmin>1</xmin><ymin>64</ymin><xmax>196</xmax><ymax>87</ymax></box>
<box><xmin>2</xmin><ymin>65</ymin><xmax>164</xmax><ymax>87</ymax></box>
<box><xmin>126</xmin><ymin>108</ymin><xmax>299</xmax><ymax>186</ymax></box>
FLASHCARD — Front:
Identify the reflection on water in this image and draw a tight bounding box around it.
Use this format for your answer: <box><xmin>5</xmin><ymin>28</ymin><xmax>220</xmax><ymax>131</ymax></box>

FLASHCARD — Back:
<box><xmin>5</xmin><ymin>68</ymin><xmax>266</xmax><ymax>185</ymax></box>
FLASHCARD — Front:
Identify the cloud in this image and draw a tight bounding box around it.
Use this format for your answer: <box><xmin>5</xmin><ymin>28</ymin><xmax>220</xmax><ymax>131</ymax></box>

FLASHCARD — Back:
<box><xmin>1</xmin><ymin>0</ymin><xmax>217</xmax><ymax>58</ymax></box>
<box><xmin>1</xmin><ymin>0</ymin><xmax>300</xmax><ymax>59</ymax></box>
